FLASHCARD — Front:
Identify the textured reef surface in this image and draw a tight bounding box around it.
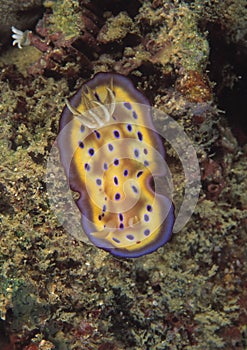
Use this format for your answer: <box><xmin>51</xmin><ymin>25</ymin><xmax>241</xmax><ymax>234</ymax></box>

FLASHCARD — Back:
<box><xmin>0</xmin><ymin>0</ymin><xmax>246</xmax><ymax>349</ymax></box>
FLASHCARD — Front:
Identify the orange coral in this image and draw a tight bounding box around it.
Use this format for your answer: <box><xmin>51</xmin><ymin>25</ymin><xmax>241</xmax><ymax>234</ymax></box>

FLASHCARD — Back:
<box><xmin>176</xmin><ymin>70</ymin><xmax>212</xmax><ymax>103</ymax></box>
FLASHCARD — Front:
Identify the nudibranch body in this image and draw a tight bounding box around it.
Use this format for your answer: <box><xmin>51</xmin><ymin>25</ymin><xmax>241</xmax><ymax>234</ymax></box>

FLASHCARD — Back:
<box><xmin>58</xmin><ymin>73</ymin><xmax>174</xmax><ymax>258</ymax></box>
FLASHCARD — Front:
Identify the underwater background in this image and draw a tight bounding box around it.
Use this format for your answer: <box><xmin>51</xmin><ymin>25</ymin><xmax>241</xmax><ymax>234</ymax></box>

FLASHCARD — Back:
<box><xmin>0</xmin><ymin>0</ymin><xmax>246</xmax><ymax>349</ymax></box>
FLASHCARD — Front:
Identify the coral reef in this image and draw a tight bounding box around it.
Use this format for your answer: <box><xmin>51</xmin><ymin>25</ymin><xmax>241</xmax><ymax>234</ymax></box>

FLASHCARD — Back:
<box><xmin>0</xmin><ymin>0</ymin><xmax>246</xmax><ymax>349</ymax></box>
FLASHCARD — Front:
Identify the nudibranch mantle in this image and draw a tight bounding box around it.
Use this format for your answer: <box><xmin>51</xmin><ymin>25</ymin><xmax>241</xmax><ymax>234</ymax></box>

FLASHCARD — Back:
<box><xmin>58</xmin><ymin>72</ymin><xmax>174</xmax><ymax>258</ymax></box>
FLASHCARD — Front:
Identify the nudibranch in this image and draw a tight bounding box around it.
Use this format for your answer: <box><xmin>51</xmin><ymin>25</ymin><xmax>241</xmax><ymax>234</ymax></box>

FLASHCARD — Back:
<box><xmin>58</xmin><ymin>73</ymin><xmax>174</xmax><ymax>258</ymax></box>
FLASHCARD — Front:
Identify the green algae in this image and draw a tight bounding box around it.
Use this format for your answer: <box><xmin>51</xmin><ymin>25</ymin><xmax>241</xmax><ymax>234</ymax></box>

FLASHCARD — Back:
<box><xmin>0</xmin><ymin>47</ymin><xmax>42</xmax><ymax>76</ymax></box>
<box><xmin>152</xmin><ymin>4</ymin><xmax>209</xmax><ymax>71</ymax></box>
<box><xmin>134</xmin><ymin>1</ymin><xmax>209</xmax><ymax>74</ymax></box>
<box><xmin>97</xmin><ymin>11</ymin><xmax>137</xmax><ymax>43</ymax></box>
<box><xmin>49</xmin><ymin>0</ymin><xmax>81</xmax><ymax>40</ymax></box>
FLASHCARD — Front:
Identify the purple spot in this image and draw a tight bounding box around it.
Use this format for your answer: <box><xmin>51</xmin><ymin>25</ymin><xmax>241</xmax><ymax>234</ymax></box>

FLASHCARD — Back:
<box><xmin>124</xmin><ymin>169</ymin><xmax>128</xmax><ymax>177</ymax></box>
<box><xmin>143</xmin><ymin>148</ymin><xmax>148</xmax><ymax>155</ymax></box>
<box><xmin>108</xmin><ymin>144</ymin><xmax>114</xmax><ymax>151</ymax></box>
<box><xmin>147</xmin><ymin>205</ymin><xmax>152</xmax><ymax>212</ymax></box>
<box><xmin>126</xmin><ymin>234</ymin><xmax>134</xmax><ymax>240</ymax></box>
<box><xmin>144</xmin><ymin>214</ymin><xmax>149</xmax><ymax>222</ymax></box>
<box><xmin>80</xmin><ymin>125</ymin><xmax>85</xmax><ymax>132</ymax></box>
<box><xmin>94</xmin><ymin>130</ymin><xmax>101</xmax><ymax>139</ymax></box>
<box><xmin>134</xmin><ymin>149</ymin><xmax>139</xmax><ymax>158</ymax></box>
<box><xmin>136</xmin><ymin>171</ymin><xmax>143</xmax><ymax>178</ymax></box>
<box><xmin>144</xmin><ymin>229</ymin><xmax>150</xmax><ymax>236</ymax></box>
<box><xmin>119</xmin><ymin>223</ymin><xmax>124</xmax><ymax>229</ymax></box>
<box><xmin>88</xmin><ymin>148</ymin><xmax>94</xmax><ymax>156</ymax></box>
<box><xmin>96</xmin><ymin>178</ymin><xmax>102</xmax><ymax>186</ymax></box>
<box><xmin>114</xmin><ymin>159</ymin><xmax>119</xmax><ymax>166</ymax></box>
<box><xmin>132</xmin><ymin>185</ymin><xmax>138</xmax><ymax>194</ymax></box>
<box><xmin>114</xmin><ymin>176</ymin><xmax>118</xmax><ymax>185</ymax></box>
<box><xmin>103</xmin><ymin>162</ymin><xmax>108</xmax><ymax>170</ymax></box>
<box><xmin>124</xmin><ymin>102</ymin><xmax>132</xmax><ymax>110</ymax></box>
<box><xmin>115</xmin><ymin>193</ymin><xmax>121</xmax><ymax>200</ymax></box>
<box><xmin>144</xmin><ymin>160</ymin><xmax>149</xmax><ymax>167</ymax></box>
<box><xmin>79</xmin><ymin>141</ymin><xmax>84</xmax><ymax>148</ymax></box>
<box><xmin>112</xmin><ymin>237</ymin><xmax>121</xmax><ymax>243</ymax></box>
<box><xmin>119</xmin><ymin>213</ymin><xmax>123</xmax><ymax>221</ymax></box>
<box><xmin>103</xmin><ymin>204</ymin><xmax>106</xmax><ymax>212</ymax></box>
<box><xmin>127</xmin><ymin>124</ymin><xmax>132</xmax><ymax>132</ymax></box>
<box><xmin>84</xmin><ymin>163</ymin><xmax>90</xmax><ymax>171</ymax></box>
<box><xmin>137</xmin><ymin>131</ymin><xmax>143</xmax><ymax>141</ymax></box>
<box><xmin>113</xmin><ymin>130</ymin><xmax>120</xmax><ymax>138</ymax></box>
<box><xmin>132</xmin><ymin>111</ymin><xmax>138</xmax><ymax>119</ymax></box>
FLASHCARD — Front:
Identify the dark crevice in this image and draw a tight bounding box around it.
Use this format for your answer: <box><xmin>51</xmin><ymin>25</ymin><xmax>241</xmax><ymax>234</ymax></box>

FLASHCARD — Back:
<box><xmin>206</xmin><ymin>23</ymin><xmax>247</xmax><ymax>144</ymax></box>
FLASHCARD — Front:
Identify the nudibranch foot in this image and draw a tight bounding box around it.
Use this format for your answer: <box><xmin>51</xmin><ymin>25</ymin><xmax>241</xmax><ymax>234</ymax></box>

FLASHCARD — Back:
<box><xmin>58</xmin><ymin>72</ymin><xmax>174</xmax><ymax>258</ymax></box>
